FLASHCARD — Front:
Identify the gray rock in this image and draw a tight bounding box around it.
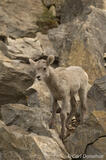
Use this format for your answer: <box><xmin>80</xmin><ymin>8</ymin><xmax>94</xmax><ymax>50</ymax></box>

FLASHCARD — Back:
<box><xmin>7</xmin><ymin>33</ymin><xmax>57</xmax><ymax>62</ymax></box>
<box><xmin>88</xmin><ymin>76</ymin><xmax>106</xmax><ymax>111</ymax></box>
<box><xmin>0</xmin><ymin>152</ymin><xmax>3</xmax><ymax>160</ymax></box>
<box><xmin>25</xmin><ymin>88</ymin><xmax>40</xmax><ymax>108</ymax></box>
<box><xmin>0</xmin><ymin>0</ymin><xmax>45</xmax><ymax>38</ymax></box>
<box><xmin>64</xmin><ymin>111</ymin><xmax>106</xmax><ymax>155</ymax></box>
<box><xmin>0</xmin><ymin>120</ymin><xmax>67</xmax><ymax>160</ymax></box>
<box><xmin>7</xmin><ymin>37</ymin><xmax>43</xmax><ymax>61</ymax></box>
<box><xmin>48</xmin><ymin>6</ymin><xmax>106</xmax><ymax>83</ymax></box>
<box><xmin>36</xmin><ymin>32</ymin><xmax>57</xmax><ymax>58</ymax></box>
<box><xmin>27</xmin><ymin>81</ymin><xmax>51</xmax><ymax>111</ymax></box>
<box><xmin>85</xmin><ymin>137</ymin><xmax>106</xmax><ymax>160</ymax></box>
<box><xmin>0</xmin><ymin>40</ymin><xmax>9</xmax><ymax>58</ymax></box>
<box><xmin>0</xmin><ymin>59</ymin><xmax>33</xmax><ymax>105</ymax></box>
<box><xmin>2</xmin><ymin>151</ymin><xmax>22</xmax><ymax>160</ymax></box>
<box><xmin>43</xmin><ymin>0</ymin><xmax>106</xmax><ymax>23</ymax></box>
<box><xmin>0</xmin><ymin>104</ymin><xmax>51</xmax><ymax>137</ymax></box>
<box><xmin>60</xmin><ymin>0</ymin><xmax>106</xmax><ymax>23</ymax></box>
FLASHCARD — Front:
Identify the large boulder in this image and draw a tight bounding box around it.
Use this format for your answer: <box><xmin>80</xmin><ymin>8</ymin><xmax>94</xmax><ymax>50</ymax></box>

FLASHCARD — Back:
<box><xmin>48</xmin><ymin>6</ymin><xmax>106</xmax><ymax>83</ymax></box>
<box><xmin>0</xmin><ymin>40</ymin><xmax>9</xmax><ymax>57</ymax></box>
<box><xmin>0</xmin><ymin>31</ymin><xmax>58</xmax><ymax>105</ymax></box>
<box><xmin>0</xmin><ymin>34</ymin><xmax>34</xmax><ymax>105</ymax></box>
<box><xmin>43</xmin><ymin>0</ymin><xmax>106</xmax><ymax>23</ymax></box>
<box><xmin>60</xmin><ymin>0</ymin><xmax>106</xmax><ymax>23</ymax></box>
<box><xmin>0</xmin><ymin>59</ymin><xmax>33</xmax><ymax>105</ymax></box>
<box><xmin>0</xmin><ymin>48</ymin><xmax>10</xmax><ymax>62</ymax></box>
<box><xmin>0</xmin><ymin>104</ymin><xmax>51</xmax><ymax>137</ymax></box>
<box><xmin>88</xmin><ymin>76</ymin><xmax>106</xmax><ymax>111</ymax></box>
<box><xmin>85</xmin><ymin>137</ymin><xmax>106</xmax><ymax>160</ymax></box>
<box><xmin>26</xmin><ymin>80</ymin><xmax>51</xmax><ymax>109</ymax></box>
<box><xmin>0</xmin><ymin>120</ymin><xmax>67</xmax><ymax>160</ymax></box>
<box><xmin>0</xmin><ymin>0</ymin><xmax>45</xmax><ymax>38</ymax></box>
<box><xmin>64</xmin><ymin>111</ymin><xmax>106</xmax><ymax>156</ymax></box>
<box><xmin>0</xmin><ymin>14</ymin><xmax>59</xmax><ymax>105</ymax></box>
<box><xmin>7</xmin><ymin>32</ymin><xmax>57</xmax><ymax>62</ymax></box>
<box><xmin>7</xmin><ymin>37</ymin><xmax>43</xmax><ymax>61</ymax></box>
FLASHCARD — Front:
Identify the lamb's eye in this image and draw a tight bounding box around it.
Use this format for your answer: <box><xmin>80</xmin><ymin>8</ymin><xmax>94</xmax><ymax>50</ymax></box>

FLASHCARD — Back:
<box><xmin>43</xmin><ymin>67</ymin><xmax>46</xmax><ymax>71</ymax></box>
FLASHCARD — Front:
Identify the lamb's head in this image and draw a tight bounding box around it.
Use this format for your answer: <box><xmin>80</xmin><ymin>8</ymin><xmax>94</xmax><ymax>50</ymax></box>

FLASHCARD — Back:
<box><xmin>29</xmin><ymin>55</ymin><xmax>55</xmax><ymax>81</ymax></box>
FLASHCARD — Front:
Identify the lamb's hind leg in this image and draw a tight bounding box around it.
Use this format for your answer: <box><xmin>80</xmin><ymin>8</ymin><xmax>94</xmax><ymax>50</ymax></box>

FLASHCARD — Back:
<box><xmin>60</xmin><ymin>96</ymin><xmax>70</xmax><ymax>140</ymax></box>
<box><xmin>78</xmin><ymin>88</ymin><xmax>88</xmax><ymax>123</ymax></box>
<box><xmin>66</xmin><ymin>95</ymin><xmax>77</xmax><ymax>127</ymax></box>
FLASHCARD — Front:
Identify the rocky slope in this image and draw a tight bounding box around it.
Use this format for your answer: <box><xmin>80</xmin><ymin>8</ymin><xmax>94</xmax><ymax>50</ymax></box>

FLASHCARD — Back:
<box><xmin>0</xmin><ymin>0</ymin><xmax>106</xmax><ymax>160</ymax></box>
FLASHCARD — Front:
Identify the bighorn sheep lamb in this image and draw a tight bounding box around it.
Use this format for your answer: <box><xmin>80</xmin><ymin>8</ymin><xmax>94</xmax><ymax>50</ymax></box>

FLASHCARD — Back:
<box><xmin>29</xmin><ymin>55</ymin><xmax>88</xmax><ymax>139</ymax></box>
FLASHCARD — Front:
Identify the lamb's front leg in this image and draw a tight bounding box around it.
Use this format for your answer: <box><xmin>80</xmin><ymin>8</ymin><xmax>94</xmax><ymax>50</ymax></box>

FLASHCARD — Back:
<box><xmin>50</xmin><ymin>94</ymin><xmax>61</xmax><ymax>113</ymax></box>
<box><xmin>49</xmin><ymin>97</ymin><xmax>57</xmax><ymax>129</ymax></box>
<box><xmin>60</xmin><ymin>96</ymin><xmax>70</xmax><ymax>140</ymax></box>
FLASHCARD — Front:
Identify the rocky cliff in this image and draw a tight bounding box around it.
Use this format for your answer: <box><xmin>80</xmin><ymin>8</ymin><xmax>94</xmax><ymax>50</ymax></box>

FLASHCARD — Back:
<box><xmin>0</xmin><ymin>0</ymin><xmax>106</xmax><ymax>160</ymax></box>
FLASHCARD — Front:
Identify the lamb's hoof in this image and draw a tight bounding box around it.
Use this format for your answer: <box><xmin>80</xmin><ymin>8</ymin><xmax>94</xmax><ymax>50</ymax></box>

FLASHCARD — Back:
<box><xmin>66</xmin><ymin>121</ymin><xmax>70</xmax><ymax>130</ymax></box>
<box><xmin>59</xmin><ymin>134</ymin><xmax>64</xmax><ymax>141</ymax></box>
<box><xmin>56</xmin><ymin>107</ymin><xmax>61</xmax><ymax>113</ymax></box>
<box><xmin>59</xmin><ymin>133</ymin><xmax>69</xmax><ymax>141</ymax></box>
<box><xmin>83</xmin><ymin>113</ymin><xmax>89</xmax><ymax>123</ymax></box>
<box><xmin>49</xmin><ymin>122</ymin><xmax>55</xmax><ymax>129</ymax></box>
<box><xmin>59</xmin><ymin>129</ymin><xmax>68</xmax><ymax>141</ymax></box>
<box><xmin>75</xmin><ymin>112</ymin><xmax>80</xmax><ymax>122</ymax></box>
<box><xmin>80</xmin><ymin>117</ymin><xmax>89</xmax><ymax>125</ymax></box>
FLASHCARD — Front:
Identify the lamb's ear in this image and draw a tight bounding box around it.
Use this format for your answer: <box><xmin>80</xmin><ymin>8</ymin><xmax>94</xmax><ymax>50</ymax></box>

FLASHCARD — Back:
<box><xmin>29</xmin><ymin>59</ymin><xmax>36</xmax><ymax>66</ymax></box>
<box><xmin>47</xmin><ymin>55</ymin><xmax>55</xmax><ymax>66</ymax></box>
